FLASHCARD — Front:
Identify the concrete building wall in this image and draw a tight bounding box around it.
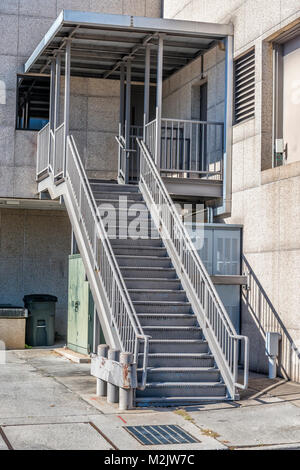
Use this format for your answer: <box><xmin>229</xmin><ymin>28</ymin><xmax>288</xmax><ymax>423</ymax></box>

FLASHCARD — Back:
<box><xmin>164</xmin><ymin>0</ymin><xmax>300</xmax><ymax>382</ymax></box>
<box><xmin>0</xmin><ymin>0</ymin><xmax>162</xmax><ymax>199</ymax></box>
<box><xmin>0</xmin><ymin>207</ymin><xmax>71</xmax><ymax>336</ymax></box>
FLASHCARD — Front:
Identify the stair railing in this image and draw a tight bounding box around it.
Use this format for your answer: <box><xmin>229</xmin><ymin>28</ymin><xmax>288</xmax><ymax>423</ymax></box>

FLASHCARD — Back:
<box><xmin>137</xmin><ymin>138</ymin><xmax>249</xmax><ymax>400</ymax></box>
<box><xmin>66</xmin><ymin>136</ymin><xmax>150</xmax><ymax>390</ymax></box>
<box><xmin>36</xmin><ymin>123</ymin><xmax>149</xmax><ymax>391</ymax></box>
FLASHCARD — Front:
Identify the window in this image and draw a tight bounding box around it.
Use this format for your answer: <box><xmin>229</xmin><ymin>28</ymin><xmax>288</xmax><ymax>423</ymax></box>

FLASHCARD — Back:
<box><xmin>233</xmin><ymin>48</ymin><xmax>255</xmax><ymax>124</ymax></box>
<box><xmin>16</xmin><ymin>75</ymin><xmax>50</xmax><ymax>131</ymax></box>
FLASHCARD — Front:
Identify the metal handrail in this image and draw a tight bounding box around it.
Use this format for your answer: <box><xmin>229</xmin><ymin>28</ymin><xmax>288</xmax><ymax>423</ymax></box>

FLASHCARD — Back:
<box><xmin>36</xmin><ymin>123</ymin><xmax>50</xmax><ymax>176</ymax></box>
<box><xmin>138</xmin><ymin>138</ymin><xmax>249</xmax><ymax>398</ymax></box>
<box><xmin>36</xmin><ymin>122</ymin><xmax>149</xmax><ymax>391</ymax></box>
<box><xmin>66</xmin><ymin>136</ymin><xmax>150</xmax><ymax>390</ymax></box>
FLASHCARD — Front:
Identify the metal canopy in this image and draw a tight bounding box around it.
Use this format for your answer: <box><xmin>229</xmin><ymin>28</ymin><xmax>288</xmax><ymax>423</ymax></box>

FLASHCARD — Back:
<box><xmin>24</xmin><ymin>10</ymin><xmax>233</xmax><ymax>82</ymax></box>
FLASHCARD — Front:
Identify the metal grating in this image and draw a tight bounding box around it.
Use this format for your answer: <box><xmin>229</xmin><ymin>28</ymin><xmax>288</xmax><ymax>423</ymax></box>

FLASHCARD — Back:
<box><xmin>125</xmin><ymin>425</ymin><xmax>200</xmax><ymax>446</ymax></box>
<box><xmin>234</xmin><ymin>48</ymin><xmax>255</xmax><ymax>124</ymax></box>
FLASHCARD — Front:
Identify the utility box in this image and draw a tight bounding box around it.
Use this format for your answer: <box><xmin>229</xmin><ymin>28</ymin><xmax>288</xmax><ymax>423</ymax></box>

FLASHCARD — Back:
<box><xmin>266</xmin><ymin>332</ymin><xmax>281</xmax><ymax>357</ymax></box>
<box><xmin>67</xmin><ymin>255</ymin><xmax>104</xmax><ymax>355</ymax></box>
<box><xmin>185</xmin><ymin>223</ymin><xmax>243</xmax><ymax>334</ymax></box>
<box><xmin>0</xmin><ymin>306</ymin><xmax>28</xmax><ymax>349</ymax></box>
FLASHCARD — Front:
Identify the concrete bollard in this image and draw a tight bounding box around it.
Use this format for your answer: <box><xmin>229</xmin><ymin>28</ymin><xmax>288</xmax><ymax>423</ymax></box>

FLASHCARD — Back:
<box><xmin>119</xmin><ymin>352</ymin><xmax>134</xmax><ymax>411</ymax></box>
<box><xmin>96</xmin><ymin>344</ymin><xmax>109</xmax><ymax>397</ymax></box>
<box><xmin>107</xmin><ymin>349</ymin><xmax>120</xmax><ymax>404</ymax></box>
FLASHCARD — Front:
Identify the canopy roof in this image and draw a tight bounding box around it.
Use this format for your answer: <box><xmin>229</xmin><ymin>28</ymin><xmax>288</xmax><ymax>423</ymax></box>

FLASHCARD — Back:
<box><xmin>25</xmin><ymin>10</ymin><xmax>233</xmax><ymax>82</ymax></box>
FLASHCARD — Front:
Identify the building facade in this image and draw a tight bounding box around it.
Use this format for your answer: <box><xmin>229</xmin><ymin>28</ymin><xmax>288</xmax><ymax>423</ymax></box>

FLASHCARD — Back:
<box><xmin>0</xmin><ymin>0</ymin><xmax>299</xmax><ymax>386</ymax></box>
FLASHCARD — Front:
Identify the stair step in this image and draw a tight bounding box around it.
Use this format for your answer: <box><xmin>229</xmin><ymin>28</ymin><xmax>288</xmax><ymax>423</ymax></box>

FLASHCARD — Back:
<box><xmin>128</xmin><ymin>289</ymin><xmax>187</xmax><ymax>302</ymax></box>
<box><xmin>96</xmin><ymin>198</ymin><xmax>145</xmax><ymax>208</ymax></box>
<box><xmin>137</xmin><ymin>367</ymin><xmax>219</xmax><ymax>382</ymax></box>
<box><xmin>139</xmin><ymin>353</ymin><xmax>214</xmax><ymax>368</ymax></box>
<box><xmin>136</xmin><ymin>382</ymin><xmax>226</xmax><ymax>399</ymax></box>
<box><xmin>92</xmin><ymin>191</ymin><xmax>143</xmax><ymax>201</ymax></box>
<box><xmin>133</xmin><ymin>301</ymin><xmax>192</xmax><ymax>314</ymax></box>
<box><xmin>120</xmin><ymin>267</ymin><xmax>176</xmax><ymax>279</ymax></box>
<box><xmin>117</xmin><ymin>256</ymin><xmax>172</xmax><ymax>268</ymax></box>
<box><xmin>90</xmin><ymin>182</ymin><xmax>139</xmax><ymax>193</ymax></box>
<box><xmin>105</xmin><ymin>227</ymin><xmax>159</xmax><ymax>239</ymax></box>
<box><xmin>125</xmin><ymin>279</ymin><xmax>181</xmax><ymax>290</ymax></box>
<box><xmin>137</xmin><ymin>313</ymin><xmax>196</xmax><ymax>327</ymax></box>
<box><xmin>143</xmin><ymin>326</ymin><xmax>202</xmax><ymax>340</ymax></box>
<box><xmin>135</xmin><ymin>396</ymin><xmax>226</xmax><ymax>406</ymax></box>
<box><xmin>111</xmin><ymin>238</ymin><xmax>162</xmax><ymax>248</ymax></box>
<box><xmin>114</xmin><ymin>247</ymin><xmax>168</xmax><ymax>258</ymax></box>
<box><xmin>99</xmin><ymin>207</ymin><xmax>151</xmax><ymax>221</ymax></box>
<box><xmin>139</xmin><ymin>339</ymin><xmax>208</xmax><ymax>353</ymax></box>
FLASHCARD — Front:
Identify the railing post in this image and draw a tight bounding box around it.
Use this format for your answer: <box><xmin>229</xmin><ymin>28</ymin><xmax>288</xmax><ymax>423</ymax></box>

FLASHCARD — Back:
<box><xmin>96</xmin><ymin>345</ymin><xmax>109</xmax><ymax>397</ymax></box>
<box><xmin>63</xmin><ymin>40</ymin><xmax>71</xmax><ymax>177</ymax></box>
<box><xmin>155</xmin><ymin>35</ymin><xmax>164</xmax><ymax>170</ymax></box>
<box><xmin>119</xmin><ymin>352</ymin><xmax>134</xmax><ymax>410</ymax></box>
<box><xmin>54</xmin><ymin>53</ymin><xmax>61</xmax><ymax>131</ymax></box>
<box><xmin>125</xmin><ymin>59</ymin><xmax>132</xmax><ymax>184</ymax></box>
<box><xmin>143</xmin><ymin>43</ymin><xmax>151</xmax><ymax>140</ymax></box>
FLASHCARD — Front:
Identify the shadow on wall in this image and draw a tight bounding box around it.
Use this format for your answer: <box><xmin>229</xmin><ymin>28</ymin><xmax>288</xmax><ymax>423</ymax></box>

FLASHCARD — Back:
<box><xmin>242</xmin><ymin>256</ymin><xmax>300</xmax><ymax>383</ymax></box>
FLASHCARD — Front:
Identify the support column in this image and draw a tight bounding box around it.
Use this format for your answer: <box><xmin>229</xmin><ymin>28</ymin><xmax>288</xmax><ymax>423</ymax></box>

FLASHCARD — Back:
<box><xmin>220</xmin><ymin>35</ymin><xmax>234</xmax><ymax>216</ymax></box>
<box><xmin>143</xmin><ymin>43</ymin><xmax>151</xmax><ymax>138</ymax></box>
<box><xmin>125</xmin><ymin>59</ymin><xmax>132</xmax><ymax>184</ymax></box>
<box><xmin>63</xmin><ymin>40</ymin><xmax>71</xmax><ymax>176</ymax></box>
<box><xmin>54</xmin><ymin>53</ymin><xmax>61</xmax><ymax>130</ymax></box>
<box><xmin>119</xmin><ymin>62</ymin><xmax>125</xmax><ymax>136</ymax></box>
<box><xmin>119</xmin><ymin>352</ymin><xmax>134</xmax><ymax>410</ymax></box>
<box><xmin>155</xmin><ymin>35</ymin><xmax>164</xmax><ymax>168</ymax></box>
<box><xmin>49</xmin><ymin>59</ymin><xmax>56</xmax><ymax>132</ymax></box>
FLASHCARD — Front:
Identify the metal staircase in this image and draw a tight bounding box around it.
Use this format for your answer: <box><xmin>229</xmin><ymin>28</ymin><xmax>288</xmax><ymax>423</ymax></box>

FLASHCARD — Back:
<box><xmin>36</xmin><ymin>124</ymin><xmax>249</xmax><ymax>406</ymax></box>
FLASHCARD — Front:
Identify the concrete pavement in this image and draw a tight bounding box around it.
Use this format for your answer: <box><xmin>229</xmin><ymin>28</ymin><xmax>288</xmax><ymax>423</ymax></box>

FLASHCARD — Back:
<box><xmin>0</xmin><ymin>349</ymin><xmax>300</xmax><ymax>450</ymax></box>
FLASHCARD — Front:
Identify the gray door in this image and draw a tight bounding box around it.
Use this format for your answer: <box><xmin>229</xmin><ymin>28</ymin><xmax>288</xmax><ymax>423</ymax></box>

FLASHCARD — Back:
<box><xmin>283</xmin><ymin>35</ymin><xmax>300</xmax><ymax>164</ymax></box>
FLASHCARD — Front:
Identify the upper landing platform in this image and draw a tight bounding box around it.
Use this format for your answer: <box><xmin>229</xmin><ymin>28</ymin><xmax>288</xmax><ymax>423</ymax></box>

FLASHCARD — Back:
<box><xmin>24</xmin><ymin>10</ymin><xmax>233</xmax><ymax>82</ymax></box>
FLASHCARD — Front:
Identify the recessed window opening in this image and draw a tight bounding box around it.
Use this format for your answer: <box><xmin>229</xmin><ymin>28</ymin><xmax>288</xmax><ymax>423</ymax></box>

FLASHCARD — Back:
<box><xmin>16</xmin><ymin>74</ymin><xmax>50</xmax><ymax>131</ymax></box>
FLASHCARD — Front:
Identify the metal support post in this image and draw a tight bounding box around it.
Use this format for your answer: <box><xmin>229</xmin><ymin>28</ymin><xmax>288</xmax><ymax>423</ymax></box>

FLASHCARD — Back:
<box><xmin>143</xmin><ymin>43</ymin><xmax>151</xmax><ymax>138</ymax></box>
<box><xmin>63</xmin><ymin>40</ymin><xmax>71</xmax><ymax>177</ymax></box>
<box><xmin>54</xmin><ymin>53</ymin><xmax>61</xmax><ymax>130</ymax></box>
<box><xmin>155</xmin><ymin>35</ymin><xmax>164</xmax><ymax>168</ymax></box>
<box><xmin>125</xmin><ymin>59</ymin><xmax>132</xmax><ymax>184</ymax></box>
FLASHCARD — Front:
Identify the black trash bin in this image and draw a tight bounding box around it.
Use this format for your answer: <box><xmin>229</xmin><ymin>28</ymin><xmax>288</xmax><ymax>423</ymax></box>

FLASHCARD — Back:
<box><xmin>24</xmin><ymin>295</ymin><xmax>57</xmax><ymax>347</ymax></box>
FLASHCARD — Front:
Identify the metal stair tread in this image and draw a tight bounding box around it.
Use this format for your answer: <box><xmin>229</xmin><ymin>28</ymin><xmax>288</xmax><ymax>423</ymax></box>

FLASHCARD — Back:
<box><xmin>143</xmin><ymin>326</ymin><xmax>201</xmax><ymax>330</ymax></box>
<box><xmin>141</xmin><ymin>382</ymin><xmax>224</xmax><ymax>388</ymax></box>
<box><xmin>145</xmin><ymin>339</ymin><xmax>206</xmax><ymax>343</ymax></box>
<box><xmin>137</xmin><ymin>314</ymin><xmax>195</xmax><ymax>318</ymax></box>
<box><xmin>138</xmin><ymin>353</ymin><xmax>213</xmax><ymax>358</ymax></box>
<box><xmin>117</xmin><ymin>255</ymin><xmax>170</xmax><ymax>260</ymax></box>
<box><xmin>137</xmin><ymin>367</ymin><xmax>216</xmax><ymax>372</ymax></box>
<box><xmin>135</xmin><ymin>397</ymin><xmax>227</xmax><ymax>404</ymax></box>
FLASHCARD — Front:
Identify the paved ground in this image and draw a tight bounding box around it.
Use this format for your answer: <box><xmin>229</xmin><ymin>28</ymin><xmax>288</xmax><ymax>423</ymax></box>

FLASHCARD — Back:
<box><xmin>1</xmin><ymin>348</ymin><xmax>300</xmax><ymax>450</ymax></box>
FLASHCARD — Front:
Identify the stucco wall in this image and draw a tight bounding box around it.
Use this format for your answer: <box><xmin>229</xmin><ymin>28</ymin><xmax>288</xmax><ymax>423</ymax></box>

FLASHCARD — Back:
<box><xmin>164</xmin><ymin>0</ymin><xmax>300</xmax><ymax>381</ymax></box>
<box><xmin>0</xmin><ymin>207</ymin><xmax>71</xmax><ymax>337</ymax></box>
<box><xmin>0</xmin><ymin>0</ymin><xmax>162</xmax><ymax>199</ymax></box>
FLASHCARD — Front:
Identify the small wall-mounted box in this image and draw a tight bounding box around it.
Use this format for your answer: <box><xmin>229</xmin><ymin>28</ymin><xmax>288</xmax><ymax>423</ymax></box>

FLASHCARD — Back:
<box><xmin>266</xmin><ymin>332</ymin><xmax>281</xmax><ymax>357</ymax></box>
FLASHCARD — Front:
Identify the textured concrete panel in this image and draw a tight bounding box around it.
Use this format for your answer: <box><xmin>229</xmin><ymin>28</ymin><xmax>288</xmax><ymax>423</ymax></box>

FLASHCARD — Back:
<box><xmin>281</xmin><ymin>0</ymin><xmax>300</xmax><ymax>21</ymax></box>
<box><xmin>90</xmin><ymin>0</ymin><xmax>123</xmax><ymax>15</ymax></box>
<box><xmin>19</xmin><ymin>0</ymin><xmax>57</xmax><ymax>18</ymax></box>
<box><xmin>87</xmin><ymin>96</ymin><xmax>119</xmax><ymax>132</ymax></box>
<box><xmin>123</xmin><ymin>0</ymin><xmax>146</xmax><ymax>16</ymax></box>
<box><xmin>146</xmin><ymin>0</ymin><xmax>162</xmax><ymax>18</ymax></box>
<box><xmin>17</xmin><ymin>16</ymin><xmax>54</xmax><ymax>57</ymax></box>
<box><xmin>0</xmin><ymin>210</ymin><xmax>25</xmax><ymax>258</ymax></box>
<box><xmin>0</xmin><ymin>0</ymin><xmax>19</xmax><ymax>15</ymax></box>
<box><xmin>0</xmin><ymin>14</ymin><xmax>18</xmax><ymax>56</ymax></box>
<box><xmin>0</xmin><ymin>167</ymin><xmax>14</xmax><ymax>197</ymax></box>
<box><xmin>14</xmin><ymin>131</ymin><xmax>37</xmax><ymax>168</ymax></box>
<box><xmin>0</xmin><ymin>127</ymin><xmax>15</xmax><ymax>167</ymax></box>
<box><xmin>87</xmin><ymin>78</ymin><xmax>120</xmax><ymax>97</ymax></box>
<box><xmin>86</xmin><ymin>131</ymin><xmax>118</xmax><ymax>173</ymax></box>
<box><xmin>0</xmin><ymin>91</ymin><xmax>16</xmax><ymax>128</ymax></box>
<box><xmin>13</xmin><ymin>167</ymin><xmax>37</xmax><ymax>198</ymax></box>
<box><xmin>57</xmin><ymin>0</ymin><xmax>91</xmax><ymax>16</ymax></box>
<box><xmin>0</xmin><ymin>55</ymin><xmax>18</xmax><ymax>90</ymax></box>
<box><xmin>0</xmin><ymin>318</ymin><xmax>26</xmax><ymax>349</ymax></box>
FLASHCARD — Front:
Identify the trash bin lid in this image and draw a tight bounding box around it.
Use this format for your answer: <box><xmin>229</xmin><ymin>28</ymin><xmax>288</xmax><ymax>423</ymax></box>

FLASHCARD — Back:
<box><xmin>23</xmin><ymin>294</ymin><xmax>58</xmax><ymax>303</ymax></box>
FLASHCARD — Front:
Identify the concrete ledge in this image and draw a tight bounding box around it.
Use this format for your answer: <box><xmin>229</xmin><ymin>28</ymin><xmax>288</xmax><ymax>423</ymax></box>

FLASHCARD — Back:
<box><xmin>262</xmin><ymin>160</ymin><xmax>300</xmax><ymax>185</ymax></box>
<box><xmin>55</xmin><ymin>347</ymin><xmax>91</xmax><ymax>364</ymax></box>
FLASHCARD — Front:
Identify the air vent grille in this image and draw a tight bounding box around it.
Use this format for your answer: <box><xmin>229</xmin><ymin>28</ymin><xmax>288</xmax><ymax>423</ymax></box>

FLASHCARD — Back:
<box><xmin>234</xmin><ymin>48</ymin><xmax>255</xmax><ymax>124</ymax></box>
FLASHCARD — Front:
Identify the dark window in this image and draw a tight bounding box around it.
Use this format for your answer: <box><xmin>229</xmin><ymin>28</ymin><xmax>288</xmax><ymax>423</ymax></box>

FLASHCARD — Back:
<box><xmin>233</xmin><ymin>48</ymin><xmax>255</xmax><ymax>124</ymax></box>
<box><xmin>16</xmin><ymin>75</ymin><xmax>50</xmax><ymax>131</ymax></box>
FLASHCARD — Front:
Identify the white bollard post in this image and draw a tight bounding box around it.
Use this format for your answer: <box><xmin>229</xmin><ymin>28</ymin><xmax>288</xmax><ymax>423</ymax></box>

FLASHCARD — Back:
<box><xmin>96</xmin><ymin>344</ymin><xmax>109</xmax><ymax>397</ymax></box>
<box><xmin>107</xmin><ymin>349</ymin><xmax>120</xmax><ymax>404</ymax></box>
<box><xmin>119</xmin><ymin>352</ymin><xmax>134</xmax><ymax>410</ymax></box>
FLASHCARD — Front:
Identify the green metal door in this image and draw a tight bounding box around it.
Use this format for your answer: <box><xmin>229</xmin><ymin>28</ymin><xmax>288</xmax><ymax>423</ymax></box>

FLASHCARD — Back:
<box><xmin>67</xmin><ymin>255</ymin><xmax>93</xmax><ymax>355</ymax></box>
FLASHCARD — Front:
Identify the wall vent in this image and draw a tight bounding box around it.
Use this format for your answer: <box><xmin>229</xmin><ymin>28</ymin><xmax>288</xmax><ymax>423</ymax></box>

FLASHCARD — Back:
<box><xmin>233</xmin><ymin>48</ymin><xmax>255</xmax><ymax>124</ymax></box>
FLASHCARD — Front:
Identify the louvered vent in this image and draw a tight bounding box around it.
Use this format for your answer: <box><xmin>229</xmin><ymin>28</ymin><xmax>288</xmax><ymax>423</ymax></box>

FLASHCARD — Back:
<box><xmin>234</xmin><ymin>48</ymin><xmax>255</xmax><ymax>124</ymax></box>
